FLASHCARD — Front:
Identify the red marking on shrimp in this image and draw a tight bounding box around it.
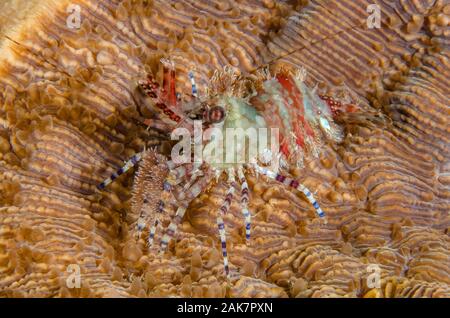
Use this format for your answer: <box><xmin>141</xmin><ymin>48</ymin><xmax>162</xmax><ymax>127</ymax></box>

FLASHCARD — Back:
<box><xmin>162</xmin><ymin>63</ymin><xmax>178</xmax><ymax>107</ymax></box>
<box><xmin>320</xmin><ymin>95</ymin><xmax>358</xmax><ymax>117</ymax></box>
<box><xmin>276</xmin><ymin>74</ymin><xmax>315</xmax><ymax>144</ymax></box>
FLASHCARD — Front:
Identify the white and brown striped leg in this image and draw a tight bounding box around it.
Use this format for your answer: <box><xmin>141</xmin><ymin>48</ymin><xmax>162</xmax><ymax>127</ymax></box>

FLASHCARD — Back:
<box><xmin>165</xmin><ymin>160</ymin><xmax>204</xmax><ymax>185</ymax></box>
<box><xmin>147</xmin><ymin>162</ymin><xmax>181</xmax><ymax>248</ymax></box>
<box><xmin>216</xmin><ymin>180</ymin><xmax>235</xmax><ymax>279</ymax></box>
<box><xmin>135</xmin><ymin>197</ymin><xmax>152</xmax><ymax>241</ymax></box>
<box><xmin>159</xmin><ymin>169</ymin><xmax>212</xmax><ymax>251</ymax></box>
<box><xmin>150</xmin><ymin>161</ymin><xmax>197</xmax><ymax>247</ymax></box>
<box><xmin>148</xmin><ymin>181</ymin><xmax>172</xmax><ymax>248</ymax></box>
<box><xmin>133</xmin><ymin>187</ymin><xmax>171</xmax><ymax>247</ymax></box>
<box><xmin>135</xmin><ymin>161</ymin><xmax>183</xmax><ymax>248</ymax></box>
<box><xmin>188</xmin><ymin>71</ymin><xmax>198</xmax><ymax>98</ymax></box>
<box><xmin>97</xmin><ymin>152</ymin><xmax>144</xmax><ymax>190</ymax></box>
<box><xmin>147</xmin><ymin>218</ymin><xmax>160</xmax><ymax>247</ymax></box>
<box><xmin>237</xmin><ymin>167</ymin><xmax>251</xmax><ymax>242</ymax></box>
<box><xmin>254</xmin><ymin>164</ymin><xmax>326</xmax><ymax>219</ymax></box>
<box><xmin>136</xmin><ymin>216</ymin><xmax>147</xmax><ymax>239</ymax></box>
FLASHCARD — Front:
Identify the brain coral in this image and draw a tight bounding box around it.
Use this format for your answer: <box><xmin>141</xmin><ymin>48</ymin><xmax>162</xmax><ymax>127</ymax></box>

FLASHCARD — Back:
<box><xmin>0</xmin><ymin>0</ymin><xmax>449</xmax><ymax>298</ymax></box>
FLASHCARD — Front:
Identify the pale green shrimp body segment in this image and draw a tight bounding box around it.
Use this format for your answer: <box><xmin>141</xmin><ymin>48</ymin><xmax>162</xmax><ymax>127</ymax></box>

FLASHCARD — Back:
<box><xmin>202</xmin><ymin>95</ymin><xmax>274</xmax><ymax>172</ymax></box>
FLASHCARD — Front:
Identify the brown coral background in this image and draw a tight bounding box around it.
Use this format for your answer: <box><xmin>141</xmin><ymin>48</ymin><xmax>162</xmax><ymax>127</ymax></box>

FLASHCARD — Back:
<box><xmin>0</xmin><ymin>0</ymin><xmax>449</xmax><ymax>298</ymax></box>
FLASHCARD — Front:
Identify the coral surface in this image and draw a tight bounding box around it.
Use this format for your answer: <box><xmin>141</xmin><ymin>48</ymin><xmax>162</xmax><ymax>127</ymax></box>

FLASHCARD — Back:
<box><xmin>0</xmin><ymin>0</ymin><xmax>449</xmax><ymax>297</ymax></box>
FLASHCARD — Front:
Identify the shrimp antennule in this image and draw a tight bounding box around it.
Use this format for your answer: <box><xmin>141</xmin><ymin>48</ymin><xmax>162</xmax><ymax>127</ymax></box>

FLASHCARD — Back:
<box><xmin>97</xmin><ymin>152</ymin><xmax>144</xmax><ymax>190</ymax></box>
<box><xmin>238</xmin><ymin>167</ymin><xmax>251</xmax><ymax>242</ymax></box>
<box><xmin>216</xmin><ymin>183</ymin><xmax>235</xmax><ymax>279</ymax></box>
<box><xmin>188</xmin><ymin>71</ymin><xmax>199</xmax><ymax>98</ymax></box>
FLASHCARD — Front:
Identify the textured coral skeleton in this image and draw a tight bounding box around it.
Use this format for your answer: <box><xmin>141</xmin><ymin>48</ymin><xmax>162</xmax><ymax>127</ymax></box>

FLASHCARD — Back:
<box><xmin>96</xmin><ymin>59</ymin><xmax>357</xmax><ymax>279</ymax></box>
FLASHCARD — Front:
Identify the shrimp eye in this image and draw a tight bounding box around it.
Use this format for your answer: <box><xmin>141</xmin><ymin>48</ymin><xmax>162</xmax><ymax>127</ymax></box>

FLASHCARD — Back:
<box><xmin>208</xmin><ymin>106</ymin><xmax>225</xmax><ymax>123</ymax></box>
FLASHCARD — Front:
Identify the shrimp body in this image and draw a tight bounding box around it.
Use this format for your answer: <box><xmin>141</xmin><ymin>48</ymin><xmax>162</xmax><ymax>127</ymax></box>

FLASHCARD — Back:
<box><xmin>97</xmin><ymin>60</ymin><xmax>357</xmax><ymax>279</ymax></box>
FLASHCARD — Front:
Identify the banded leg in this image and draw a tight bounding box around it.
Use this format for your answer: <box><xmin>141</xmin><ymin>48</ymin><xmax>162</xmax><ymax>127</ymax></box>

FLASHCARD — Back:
<box><xmin>147</xmin><ymin>218</ymin><xmax>160</xmax><ymax>247</ymax></box>
<box><xmin>237</xmin><ymin>167</ymin><xmax>251</xmax><ymax>242</ymax></box>
<box><xmin>216</xmin><ymin>184</ymin><xmax>235</xmax><ymax>279</ymax></box>
<box><xmin>142</xmin><ymin>168</ymin><xmax>179</xmax><ymax>248</ymax></box>
<box><xmin>134</xmin><ymin>212</ymin><xmax>152</xmax><ymax>242</ymax></box>
<box><xmin>148</xmin><ymin>169</ymin><xmax>177</xmax><ymax>247</ymax></box>
<box><xmin>159</xmin><ymin>170</ymin><xmax>212</xmax><ymax>251</ymax></box>
<box><xmin>159</xmin><ymin>205</ymin><xmax>187</xmax><ymax>251</ymax></box>
<box><xmin>188</xmin><ymin>71</ymin><xmax>198</xmax><ymax>98</ymax></box>
<box><xmin>97</xmin><ymin>152</ymin><xmax>144</xmax><ymax>190</ymax></box>
<box><xmin>164</xmin><ymin>161</ymin><xmax>205</xmax><ymax>188</ymax></box>
<box><xmin>154</xmin><ymin>161</ymin><xmax>197</xmax><ymax>226</ymax></box>
<box><xmin>136</xmin><ymin>216</ymin><xmax>147</xmax><ymax>239</ymax></box>
<box><xmin>254</xmin><ymin>165</ymin><xmax>325</xmax><ymax>218</ymax></box>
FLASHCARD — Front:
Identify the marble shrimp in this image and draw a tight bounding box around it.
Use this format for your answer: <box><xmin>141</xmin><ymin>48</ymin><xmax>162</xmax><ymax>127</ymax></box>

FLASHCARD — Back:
<box><xmin>96</xmin><ymin>59</ymin><xmax>357</xmax><ymax>279</ymax></box>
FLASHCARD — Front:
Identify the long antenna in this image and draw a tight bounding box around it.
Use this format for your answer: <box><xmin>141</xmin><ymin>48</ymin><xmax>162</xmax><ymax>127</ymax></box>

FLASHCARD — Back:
<box><xmin>1</xmin><ymin>17</ymin><xmax>370</xmax><ymax>108</ymax></box>
<box><xmin>249</xmin><ymin>20</ymin><xmax>367</xmax><ymax>73</ymax></box>
<box><xmin>2</xmin><ymin>34</ymin><xmax>74</xmax><ymax>79</ymax></box>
